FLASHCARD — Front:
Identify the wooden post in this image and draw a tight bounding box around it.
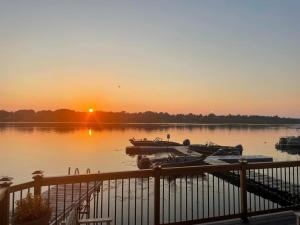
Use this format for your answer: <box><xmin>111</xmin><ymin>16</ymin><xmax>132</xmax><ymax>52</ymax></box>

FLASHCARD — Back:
<box><xmin>0</xmin><ymin>176</ymin><xmax>13</xmax><ymax>225</ymax></box>
<box><xmin>240</xmin><ymin>160</ymin><xmax>248</xmax><ymax>223</ymax></box>
<box><xmin>154</xmin><ymin>166</ymin><xmax>161</xmax><ymax>225</ymax></box>
<box><xmin>32</xmin><ymin>170</ymin><xmax>44</xmax><ymax>196</ymax></box>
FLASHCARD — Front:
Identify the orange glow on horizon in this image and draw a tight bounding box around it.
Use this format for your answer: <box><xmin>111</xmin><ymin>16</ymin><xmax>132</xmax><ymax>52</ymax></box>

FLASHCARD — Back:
<box><xmin>89</xmin><ymin>108</ymin><xmax>94</xmax><ymax>113</ymax></box>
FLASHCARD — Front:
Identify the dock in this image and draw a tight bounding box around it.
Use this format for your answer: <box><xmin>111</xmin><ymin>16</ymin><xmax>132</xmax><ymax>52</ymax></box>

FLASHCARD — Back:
<box><xmin>203</xmin><ymin>155</ymin><xmax>300</xmax><ymax>206</ymax></box>
<box><xmin>42</xmin><ymin>182</ymin><xmax>101</xmax><ymax>224</ymax></box>
<box><xmin>202</xmin><ymin>211</ymin><xmax>296</xmax><ymax>225</ymax></box>
<box><xmin>204</xmin><ymin>155</ymin><xmax>273</xmax><ymax>165</ymax></box>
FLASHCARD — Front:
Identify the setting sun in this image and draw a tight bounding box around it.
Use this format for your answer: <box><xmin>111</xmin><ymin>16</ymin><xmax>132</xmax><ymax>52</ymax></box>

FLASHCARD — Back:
<box><xmin>89</xmin><ymin>108</ymin><xmax>94</xmax><ymax>113</ymax></box>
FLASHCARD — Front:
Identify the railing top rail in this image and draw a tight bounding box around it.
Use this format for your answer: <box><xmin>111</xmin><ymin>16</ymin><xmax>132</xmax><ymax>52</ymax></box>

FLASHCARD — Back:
<box><xmin>246</xmin><ymin>160</ymin><xmax>300</xmax><ymax>169</ymax></box>
<box><xmin>160</xmin><ymin>163</ymin><xmax>241</xmax><ymax>176</ymax></box>
<box><xmin>42</xmin><ymin>169</ymin><xmax>154</xmax><ymax>186</ymax></box>
<box><xmin>42</xmin><ymin>164</ymin><xmax>244</xmax><ymax>186</ymax></box>
<box><xmin>8</xmin><ymin>181</ymin><xmax>34</xmax><ymax>193</ymax></box>
<box><xmin>6</xmin><ymin>160</ymin><xmax>300</xmax><ymax>189</ymax></box>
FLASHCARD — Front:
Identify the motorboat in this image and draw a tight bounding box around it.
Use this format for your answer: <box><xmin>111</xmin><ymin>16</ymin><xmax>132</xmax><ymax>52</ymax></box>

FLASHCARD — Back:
<box><xmin>189</xmin><ymin>142</ymin><xmax>243</xmax><ymax>156</ymax></box>
<box><xmin>137</xmin><ymin>154</ymin><xmax>206</xmax><ymax>169</ymax></box>
<box><xmin>276</xmin><ymin>136</ymin><xmax>300</xmax><ymax>149</ymax></box>
<box><xmin>129</xmin><ymin>137</ymin><xmax>181</xmax><ymax>146</ymax></box>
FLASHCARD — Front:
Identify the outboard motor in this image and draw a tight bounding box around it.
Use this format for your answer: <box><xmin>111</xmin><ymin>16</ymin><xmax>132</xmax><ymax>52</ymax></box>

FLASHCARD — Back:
<box><xmin>235</xmin><ymin>145</ymin><xmax>243</xmax><ymax>154</ymax></box>
<box><xmin>137</xmin><ymin>156</ymin><xmax>151</xmax><ymax>169</ymax></box>
<box><xmin>183</xmin><ymin>139</ymin><xmax>191</xmax><ymax>146</ymax></box>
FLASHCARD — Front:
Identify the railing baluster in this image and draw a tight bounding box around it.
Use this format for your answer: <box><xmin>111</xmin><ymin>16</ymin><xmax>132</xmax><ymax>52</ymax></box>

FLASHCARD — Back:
<box><xmin>55</xmin><ymin>184</ymin><xmax>58</xmax><ymax>225</ymax></box>
<box><xmin>107</xmin><ymin>180</ymin><xmax>110</xmax><ymax>220</ymax></box>
<box><xmin>227</xmin><ymin>175</ymin><xmax>230</xmax><ymax>215</ymax></box>
<box><xmin>128</xmin><ymin>179</ymin><xmax>130</xmax><ymax>225</ymax></box>
<box><xmin>196</xmin><ymin>175</ymin><xmax>199</xmax><ymax>219</ymax></box>
<box><xmin>63</xmin><ymin>184</ymin><xmax>66</xmax><ymax>220</ymax></box>
<box><xmin>296</xmin><ymin>166</ymin><xmax>299</xmax><ymax>205</ymax></box>
<box><xmin>162</xmin><ymin>176</ymin><xmax>164</xmax><ymax>223</ymax></box>
<box><xmin>232</xmin><ymin>173</ymin><xmax>235</xmax><ymax>215</ymax></box>
<box><xmin>217</xmin><ymin>176</ymin><xmax>220</xmax><ymax>217</ymax></box>
<box><xmin>121</xmin><ymin>179</ymin><xmax>124</xmax><ymax>225</ymax></box>
<box><xmin>141</xmin><ymin>178</ymin><xmax>144</xmax><ymax>225</ymax></box>
<box><xmin>191</xmin><ymin>175</ymin><xmax>194</xmax><ymax>220</ymax></box>
<box><xmin>180</xmin><ymin>176</ymin><xmax>183</xmax><ymax>221</ymax></box>
<box><xmin>262</xmin><ymin>168</ymin><xmax>265</xmax><ymax>211</ymax></box>
<box><xmin>12</xmin><ymin>191</ymin><xmax>15</xmax><ymax>216</ymax></box>
<box><xmin>147</xmin><ymin>177</ymin><xmax>150</xmax><ymax>225</ymax></box>
<box><xmin>222</xmin><ymin>175</ymin><xmax>225</xmax><ymax>216</ymax></box>
<box><xmin>186</xmin><ymin>175</ymin><xmax>188</xmax><ymax>220</ymax></box>
<box><xmin>114</xmin><ymin>179</ymin><xmax>117</xmax><ymax>225</ymax></box>
<box><xmin>168</xmin><ymin>176</ymin><xmax>170</xmax><ymax>223</ymax></box>
<box><xmin>271</xmin><ymin>168</ymin><xmax>274</xmax><ymax>209</ymax></box>
<box><xmin>174</xmin><ymin>177</ymin><xmax>176</xmax><ymax>223</ymax></box>
<box><xmin>154</xmin><ymin>166</ymin><xmax>161</xmax><ymax>225</ymax></box>
<box><xmin>276</xmin><ymin>167</ymin><xmax>279</xmax><ymax>209</ymax></box>
<box><xmin>134</xmin><ymin>178</ymin><xmax>137</xmax><ymax>225</ymax></box>
<box><xmin>212</xmin><ymin>174</ymin><xmax>215</xmax><ymax>218</ymax></box>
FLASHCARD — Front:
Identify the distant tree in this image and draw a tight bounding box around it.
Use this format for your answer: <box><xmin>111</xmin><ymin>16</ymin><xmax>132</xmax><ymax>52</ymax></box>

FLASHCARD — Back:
<box><xmin>0</xmin><ymin>109</ymin><xmax>299</xmax><ymax>124</ymax></box>
<box><xmin>14</xmin><ymin>110</ymin><xmax>35</xmax><ymax>121</ymax></box>
<box><xmin>0</xmin><ymin>110</ymin><xmax>12</xmax><ymax>121</ymax></box>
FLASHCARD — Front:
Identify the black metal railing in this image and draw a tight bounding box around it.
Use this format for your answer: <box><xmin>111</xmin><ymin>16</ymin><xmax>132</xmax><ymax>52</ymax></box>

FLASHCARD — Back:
<box><xmin>1</xmin><ymin>161</ymin><xmax>300</xmax><ymax>225</ymax></box>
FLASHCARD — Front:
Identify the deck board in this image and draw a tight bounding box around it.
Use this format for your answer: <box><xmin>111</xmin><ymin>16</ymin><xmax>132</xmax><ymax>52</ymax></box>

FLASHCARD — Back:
<box><xmin>202</xmin><ymin>211</ymin><xmax>296</xmax><ymax>225</ymax></box>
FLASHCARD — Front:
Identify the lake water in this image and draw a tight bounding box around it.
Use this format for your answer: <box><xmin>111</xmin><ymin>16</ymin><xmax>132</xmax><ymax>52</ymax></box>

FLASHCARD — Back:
<box><xmin>1</xmin><ymin>123</ymin><xmax>300</xmax><ymax>184</ymax></box>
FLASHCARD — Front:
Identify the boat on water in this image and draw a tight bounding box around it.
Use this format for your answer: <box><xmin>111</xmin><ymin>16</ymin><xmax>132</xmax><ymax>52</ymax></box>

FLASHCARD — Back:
<box><xmin>275</xmin><ymin>136</ymin><xmax>300</xmax><ymax>149</ymax></box>
<box><xmin>136</xmin><ymin>148</ymin><xmax>239</xmax><ymax>169</ymax></box>
<box><xmin>128</xmin><ymin>138</ymin><xmax>243</xmax><ymax>156</ymax></box>
<box><xmin>189</xmin><ymin>142</ymin><xmax>243</xmax><ymax>156</ymax></box>
<box><xmin>137</xmin><ymin>154</ymin><xmax>206</xmax><ymax>169</ymax></box>
<box><xmin>129</xmin><ymin>137</ymin><xmax>182</xmax><ymax>146</ymax></box>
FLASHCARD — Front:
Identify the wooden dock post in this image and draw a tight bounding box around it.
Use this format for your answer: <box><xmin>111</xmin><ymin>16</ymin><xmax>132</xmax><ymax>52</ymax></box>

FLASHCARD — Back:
<box><xmin>240</xmin><ymin>160</ymin><xmax>248</xmax><ymax>223</ymax></box>
<box><xmin>32</xmin><ymin>170</ymin><xmax>44</xmax><ymax>196</ymax></box>
<box><xmin>0</xmin><ymin>176</ymin><xmax>13</xmax><ymax>225</ymax></box>
<box><xmin>154</xmin><ymin>166</ymin><xmax>161</xmax><ymax>225</ymax></box>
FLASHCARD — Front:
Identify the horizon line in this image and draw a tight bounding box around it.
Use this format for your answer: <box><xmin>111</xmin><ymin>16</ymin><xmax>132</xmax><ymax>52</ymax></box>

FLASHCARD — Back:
<box><xmin>1</xmin><ymin>108</ymin><xmax>299</xmax><ymax>119</ymax></box>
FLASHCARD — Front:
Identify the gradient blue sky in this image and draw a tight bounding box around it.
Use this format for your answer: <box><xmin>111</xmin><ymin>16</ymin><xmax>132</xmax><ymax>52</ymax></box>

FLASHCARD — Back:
<box><xmin>0</xmin><ymin>0</ymin><xmax>299</xmax><ymax>117</ymax></box>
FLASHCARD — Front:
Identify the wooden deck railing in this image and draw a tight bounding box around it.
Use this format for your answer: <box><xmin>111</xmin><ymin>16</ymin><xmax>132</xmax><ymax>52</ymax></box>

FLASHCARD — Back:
<box><xmin>1</xmin><ymin>161</ymin><xmax>300</xmax><ymax>225</ymax></box>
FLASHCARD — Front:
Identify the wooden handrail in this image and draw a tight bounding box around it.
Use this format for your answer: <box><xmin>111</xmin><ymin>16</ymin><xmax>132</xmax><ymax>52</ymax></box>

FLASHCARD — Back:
<box><xmin>36</xmin><ymin>161</ymin><xmax>300</xmax><ymax>186</ymax></box>
<box><xmin>6</xmin><ymin>161</ymin><xmax>300</xmax><ymax>191</ymax></box>
<box><xmin>247</xmin><ymin>160</ymin><xmax>300</xmax><ymax>169</ymax></box>
<box><xmin>160</xmin><ymin>163</ymin><xmax>241</xmax><ymax>176</ymax></box>
<box><xmin>42</xmin><ymin>169</ymin><xmax>154</xmax><ymax>186</ymax></box>
<box><xmin>9</xmin><ymin>181</ymin><xmax>34</xmax><ymax>193</ymax></box>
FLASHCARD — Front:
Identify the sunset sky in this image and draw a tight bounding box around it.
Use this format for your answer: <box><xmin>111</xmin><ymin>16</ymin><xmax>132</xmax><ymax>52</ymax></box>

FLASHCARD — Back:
<box><xmin>0</xmin><ymin>0</ymin><xmax>299</xmax><ymax>117</ymax></box>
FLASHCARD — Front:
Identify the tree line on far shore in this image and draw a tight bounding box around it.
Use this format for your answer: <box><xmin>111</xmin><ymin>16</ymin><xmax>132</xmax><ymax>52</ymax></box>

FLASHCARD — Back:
<box><xmin>0</xmin><ymin>109</ymin><xmax>299</xmax><ymax>124</ymax></box>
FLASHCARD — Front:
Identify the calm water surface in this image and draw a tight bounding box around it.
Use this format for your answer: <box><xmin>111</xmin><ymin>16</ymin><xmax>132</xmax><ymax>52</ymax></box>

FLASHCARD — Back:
<box><xmin>1</xmin><ymin>123</ymin><xmax>300</xmax><ymax>184</ymax></box>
